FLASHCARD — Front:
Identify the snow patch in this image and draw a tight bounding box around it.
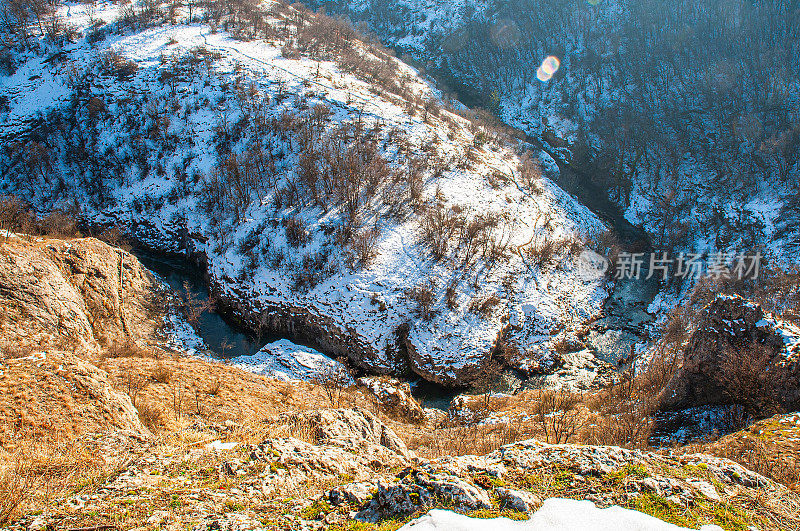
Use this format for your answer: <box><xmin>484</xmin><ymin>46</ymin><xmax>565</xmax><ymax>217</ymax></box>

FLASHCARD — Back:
<box><xmin>399</xmin><ymin>499</ymin><xmax>724</xmax><ymax>531</ymax></box>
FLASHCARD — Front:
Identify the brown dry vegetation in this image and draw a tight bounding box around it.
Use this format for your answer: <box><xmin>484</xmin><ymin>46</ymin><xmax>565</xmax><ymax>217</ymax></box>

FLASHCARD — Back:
<box><xmin>3</xmin><ymin>331</ymin><xmax>800</xmax><ymax>528</ymax></box>
<box><xmin>689</xmin><ymin>413</ymin><xmax>800</xmax><ymax>491</ymax></box>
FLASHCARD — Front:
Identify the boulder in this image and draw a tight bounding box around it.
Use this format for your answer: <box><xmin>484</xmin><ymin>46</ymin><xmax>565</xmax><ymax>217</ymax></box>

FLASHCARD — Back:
<box><xmin>267</xmin><ymin>408</ymin><xmax>414</xmax><ymax>460</ymax></box>
<box><xmin>328</xmin><ymin>482</ymin><xmax>377</xmax><ymax>506</ymax></box>
<box><xmin>357</xmin><ymin>471</ymin><xmax>491</xmax><ymax>520</ymax></box>
<box><xmin>358</xmin><ymin>377</ymin><xmax>425</xmax><ymax>423</ymax></box>
<box><xmin>495</xmin><ymin>487</ymin><xmax>541</xmax><ymax>512</ymax></box>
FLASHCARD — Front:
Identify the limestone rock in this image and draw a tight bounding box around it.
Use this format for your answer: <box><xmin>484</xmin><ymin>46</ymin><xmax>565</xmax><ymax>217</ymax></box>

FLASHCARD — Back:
<box><xmin>0</xmin><ymin>235</ymin><xmax>163</xmax><ymax>351</ymax></box>
<box><xmin>270</xmin><ymin>408</ymin><xmax>414</xmax><ymax>460</ymax></box>
<box><xmin>328</xmin><ymin>482</ymin><xmax>377</xmax><ymax>506</ymax></box>
<box><xmin>358</xmin><ymin>377</ymin><xmax>425</xmax><ymax>423</ymax></box>
<box><xmin>495</xmin><ymin>487</ymin><xmax>541</xmax><ymax>512</ymax></box>
<box><xmin>253</xmin><ymin>437</ymin><xmax>400</xmax><ymax>492</ymax></box>
<box><xmin>357</xmin><ymin>470</ymin><xmax>491</xmax><ymax>520</ymax></box>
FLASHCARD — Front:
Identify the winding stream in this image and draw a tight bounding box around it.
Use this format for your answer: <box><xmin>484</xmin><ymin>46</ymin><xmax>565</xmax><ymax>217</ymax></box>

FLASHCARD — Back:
<box><xmin>133</xmin><ymin>248</ymin><xmax>461</xmax><ymax>408</ymax></box>
<box><xmin>135</xmin><ymin>250</ymin><xmax>273</xmax><ymax>358</ymax></box>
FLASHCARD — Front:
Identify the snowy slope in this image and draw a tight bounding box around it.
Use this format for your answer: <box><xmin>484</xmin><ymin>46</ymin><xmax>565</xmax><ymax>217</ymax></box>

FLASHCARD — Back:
<box><xmin>230</xmin><ymin>339</ymin><xmax>353</xmax><ymax>382</ymax></box>
<box><xmin>308</xmin><ymin>0</ymin><xmax>800</xmax><ymax>263</ymax></box>
<box><xmin>0</xmin><ymin>1</ymin><xmax>609</xmax><ymax>385</ymax></box>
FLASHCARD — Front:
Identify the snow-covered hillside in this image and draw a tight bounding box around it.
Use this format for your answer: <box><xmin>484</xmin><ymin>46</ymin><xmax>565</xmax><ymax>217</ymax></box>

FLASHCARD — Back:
<box><xmin>0</xmin><ymin>1</ymin><xmax>610</xmax><ymax>386</ymax></box>
<box><xmin>307</xmin><ymin>0</ymin><xmax>800</xmax><ymax>262</ymax></box>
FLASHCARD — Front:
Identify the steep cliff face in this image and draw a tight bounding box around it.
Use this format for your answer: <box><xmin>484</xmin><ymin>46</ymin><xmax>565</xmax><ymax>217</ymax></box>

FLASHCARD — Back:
<box><xmin>0</xmin><ymin>234</ymin><xmax>164</xmax><ymax>352</ymax></box>
<box><xmin>659</xmin><ymin>295</ymin><xmax>800</xmax><ymax>412</ymax></box>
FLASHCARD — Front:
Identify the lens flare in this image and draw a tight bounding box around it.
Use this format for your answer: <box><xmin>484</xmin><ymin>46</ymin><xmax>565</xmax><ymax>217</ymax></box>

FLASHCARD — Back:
<box><xmin>536</xmin><ymin>56</ymin><xmax>560</xmax><ymax>82</ymax></box>
<box><xmin>536</xmin><ymin>67</ymin><xmax>551</xmax><ymax>82</ymax></box>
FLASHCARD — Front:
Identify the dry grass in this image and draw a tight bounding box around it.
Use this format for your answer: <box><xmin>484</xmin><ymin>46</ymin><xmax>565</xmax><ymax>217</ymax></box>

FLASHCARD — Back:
<box><xmin>405</xmin><ymin>390</ymin><xmax>597</xmax><ymax>459</ymax></box>
<box><xmin>0</xmin><ymin>457</ymin><xmax>33</xmax><ymax>525</ymax></box>
<box><xmin>0</xmin><ymin>435</ymin><xmax>136</xmax><ymax>523</ymax></box>
<box><xmin>408</xmin><ymin>422</ymin><xmax>532</xmax><ymax>459</ymax></box>
<box><xmin>689</xmin><ymin>413</ymin><xmax>800</xmax><ymax>491</ymax></box>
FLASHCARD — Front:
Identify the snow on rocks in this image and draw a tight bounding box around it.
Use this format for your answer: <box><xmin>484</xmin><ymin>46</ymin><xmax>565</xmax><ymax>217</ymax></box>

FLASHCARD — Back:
<box><xmin>398</xmin><ymin>499</ymin><xmax>725</xmax><ymax>531</ymax></box>
<box><xmin>230</xmin><ymin>339</ymin><xmax>352</xmax><ymax>383</ymax></box>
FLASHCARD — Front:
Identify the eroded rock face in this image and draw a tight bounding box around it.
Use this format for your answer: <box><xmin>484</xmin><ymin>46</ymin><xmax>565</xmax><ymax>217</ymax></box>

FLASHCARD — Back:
<box><xmin>659</xmin><ymin>295</ymin><xmax>800</xmax><ymax>411</ymax></box>
<box><xmin>0</xmin><ymin>235</ymin><xmax>163</xmax><ymax>351</ymax></box>
<box><xmin>0</xmin><ymin>235</ymin><xmax>170</xmax><ymax>444</ymax></box>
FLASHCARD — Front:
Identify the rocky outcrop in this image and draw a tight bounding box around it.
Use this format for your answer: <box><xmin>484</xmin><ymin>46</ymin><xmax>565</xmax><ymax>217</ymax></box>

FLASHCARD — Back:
<box><xmin>0</xmin><ymin>350</ymin><xmax>149</xmax><ymax>444</ymax></box>
<box><xmin>345</xmin><ymin>437</ymin><xmax>775</xmax><ymax>521</ymax></box>
<box><xmin>358</xmin><ymin>377</ymin><xmax>426</xmax><ymax>423</ymax></box>
<box><xmin>0</xmin><ymin>234</ymin><xmax>170</xmax><ymax>445</ymax></box>
<box><xmin>267</xmin><ymin>408</ymin><xmax>415</xmax><ymax>461</ymax></box>
<box><xmin>0</xmin><ymin>234</ymin><xmax>164</xmax><ymax>351</ymax></box>
<box><xmin>6</xmin><ymin>404</ymin><xmax>793</xmax><ymax>530</ymax></box>
<box><xmin>659</xmin><ymin>295</ymin><xmax>800</xmax><ymax>411</ymax></box>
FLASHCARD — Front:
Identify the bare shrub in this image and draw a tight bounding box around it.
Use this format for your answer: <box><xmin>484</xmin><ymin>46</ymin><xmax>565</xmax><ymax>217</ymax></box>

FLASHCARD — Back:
<box><xmin>524</xmin><ymin>238</ymin><xmax>559</xmax><ymax>269</ymax></box>
<box><xmin>86</xmin><ymin>96</ymin><xmax>107</xmax><ymax>119</ymax></box>
<box><xmin>151</xmin><ymin>363</ymin><xmax>172</xmax><ymax>384</ymax></box>
<box><xmin>518</xmin><ymin>152</ymin><xmax>543</xmax><ymax>189</ymax></box>
<box><xmin>467</xmin><ymin>360</ymin><xmax>504</xmax><ymax>423</ymax></box>
<box><xmin>348</xmin><ymin>226</ymin><xmax>380</xmax><ymax>268</ymax></box>
<box><xmin>0</xmin><ymin>344</ymin><xmax>28</xmax><ymax>360</ymax></box>
<box><xmin>0</xmin><ymin>457</ymin><xmax>33</xmax><ymax>525</ymax></box>
<box><xmin>136</xmin><ymin>400</ymin><xmax>164</xmax><ymax>430</ymax></box>
<box><xmin>712</xmin><ymin>436</ymin><xmax>800</xmax><ymax>489</ymax></box>
<box><xmin>584</xmin><ymin>346</ymin><xmax>681</xmax><ymax>449</ymax></box>
<box><xmin>0</xmin><ymin>195</ymin><xmax>33</xmax><ymax>235</ymax></box>
<box><xmin>283</xmin><ymin>216</ymin><xmax>309</xmax><ymax>247</ymax></box>
<box><xmin>713</xmin><ymin>344</ymin><xmax>780</xmax><ymax>418</ymax></box>
<box><xmin>407</xmin><ymin>281</ymin><xmax>436</xmax><ymax>321</ymax></box>
<box><xmin>207</xmin><ymin>378</ymin><xmax>222</xmax><ymax>396</ymax></box>
<box><xmin>410</xmin><ymin>422</ymin><xmax>529</xmax><ymax>459</ymax></box>
<box><xmin>105</xmin><ymin>340</ymin><xmax>150</xmax><ymax>359</ymax></box>
<box><xmin>529</xmin><ymin>389</ymin><xmax>586</xmax><ymax>444</ymax></box>
<box><xmin>292</xmin><ymin>251</ymin><xmax>333</xmax><ymax>291</ymax></box>
<box><xmin>178</xmin><ymin>280</ymin><xmax>212</xmax><ymax>324</ymax></box>
<box><xmin>420</xmin><ymin>202</ymin><xmax>460</xmax><ymax>261</ymax></box>
<box><xmin>458</xmin><ymin>212</ymin><xmax>498</xmax><ymax>266</ymax></box>
<box><xmin>38</xmin><ymin>211</ymin><xmax>79</xmax><ymax>238</ymax></box>
<box><xmin>445</xmin><ymin>279</ymin><xmax>459</xmax><ymax>310</ymax></box>
<box><xmin>311</xmin><ymin>358</ymin><xmax>352</xmax><ymax>408</ymax></box>
<box><xmin>468</xmin><ymin>294</ymin><xmax>501</xmax><ymax>318</ymax></box>
<box><xmin>98</xmin><ymin>50</ymin><xmax>138</xmax><ymax>80</ymax></box>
